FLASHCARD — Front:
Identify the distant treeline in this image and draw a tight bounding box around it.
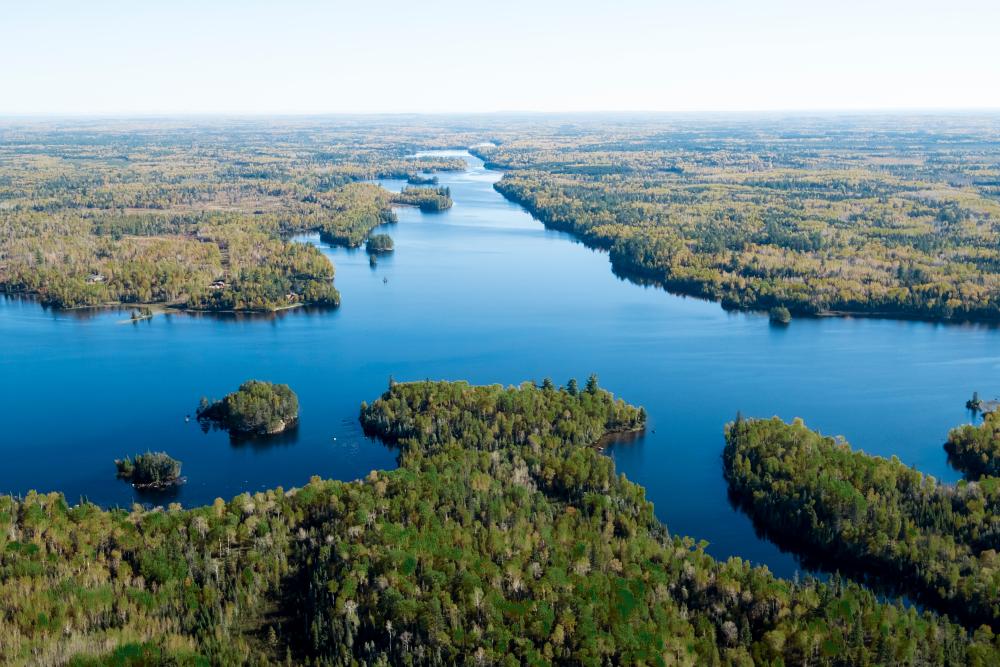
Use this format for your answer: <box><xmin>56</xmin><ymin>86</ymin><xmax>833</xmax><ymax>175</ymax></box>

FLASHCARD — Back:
<box><xmin>0</xmin><ymin>125</ymin><xmax>464</xmax><ymax>312</ymax></box>
<box><xmin>476</xmin><ymin>118</ymin><xmax>1000</xmax><ymax>322</ymax></box>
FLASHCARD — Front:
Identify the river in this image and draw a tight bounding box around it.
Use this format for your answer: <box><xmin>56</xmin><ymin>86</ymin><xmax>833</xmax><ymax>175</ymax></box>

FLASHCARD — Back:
<box><xmin>1</xmin><ymin>150</ymin><xmax>996</xmax><ymax>578</ymax></box>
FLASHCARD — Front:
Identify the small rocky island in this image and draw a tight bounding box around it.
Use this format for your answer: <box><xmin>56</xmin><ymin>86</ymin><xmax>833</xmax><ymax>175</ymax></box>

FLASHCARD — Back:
<box><xmin>115</xmin><ymin>451</ymin><xmax>184</xmax><ymax>489</ymax></box>
<box><xmin>406</xmin><ymin>173</ymin><xmax>438</xmax><ymax>185</ymax></box>
<box><xmin>769</xmin><ymin>306</ymin><xmax>792</xmax><ymax>325</ymax></box>
<box><xmin>197</xmin><ymin>380</ymin><xmax>299</xmax><ymax>436</ymax></box>
<box><xmin>366</xmin><ymin>233</ymin><xmax>394</xmax><ymax>254</ymax></box>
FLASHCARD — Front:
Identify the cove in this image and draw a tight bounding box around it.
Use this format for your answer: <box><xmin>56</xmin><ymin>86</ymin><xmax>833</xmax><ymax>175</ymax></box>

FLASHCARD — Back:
<box><xmin>1</xmin><ymin>151</ymin><xmax>997</xmax><ymax>579</ymax></box>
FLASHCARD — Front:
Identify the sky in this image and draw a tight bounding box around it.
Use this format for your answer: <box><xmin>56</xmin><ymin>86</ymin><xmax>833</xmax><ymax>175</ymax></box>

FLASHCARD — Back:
<box><xmin>2</xmin><ymin>0</ymin><xmax>998</xmax><ymax>115</ymax></box>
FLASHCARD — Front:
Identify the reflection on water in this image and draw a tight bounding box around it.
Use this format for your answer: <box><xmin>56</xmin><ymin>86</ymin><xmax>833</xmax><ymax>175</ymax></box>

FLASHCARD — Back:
<box><xmin>2</xmin><ymin>152</ymin><xmax>998</xmax><ymax>579</ymax></box>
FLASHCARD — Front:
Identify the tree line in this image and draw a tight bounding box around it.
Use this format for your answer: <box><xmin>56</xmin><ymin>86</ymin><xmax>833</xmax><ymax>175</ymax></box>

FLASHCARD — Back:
<box><xmin>7</xmin><ymin>380</ymin><xmax>1000</xmax><ymax>664</ymax></box>
<box><xmin>0</xmin><ymin>125</ymin><xmax>465</xmax><ymax>312</ymax></box>
<box><xmin>475</xmin><ymin>117</ymin><xmax>1000</xmax><ymax>322</ymax></box>
<box><xmin>946</xmin><ymin>410</ymin><xmax>1000</xmax><ymax>479</ymax></box>
<box><xmin>724</xmin><ymin>415</ymin><xmax>1000</xmax><ymax>630</ymax></box>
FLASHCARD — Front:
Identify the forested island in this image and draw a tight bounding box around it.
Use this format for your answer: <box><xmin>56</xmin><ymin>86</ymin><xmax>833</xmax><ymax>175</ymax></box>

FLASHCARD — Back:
<box><xmin>391</xmin><ymin>185</ymin><xmax>453</xmax><ymax>212</ymax></box>
<box><xmin>724</xmin><ymin>415</ymin><xmax>1000</xmax><ymax>629</ymax></box>
<box><xmin>114</xmin><ymin>451</ymin><xmax>183</xmax><ymax>489</ymax></box>
<box><xmin>3</xmin><ymin>380</ymin><xmax>1000</xmax><ymax>664</ymax></box>
<box><xmin>365</xmin><ymin>233</ymin><xmax>394</xmax><ymax>254</ymax></box>
<box><xmin>769</xmin><ymin>306</ymin><xmax>792</xmax><ymax>325</ymax></box>
<box><xmin>406</xmin><ymin>173</ymin><xmax>438</xmax><ymax>185</ymax></box>
<box><xmin>197</xmin><ymin>380</ymin><xmax>299</xmax><ymax>436</ymax></box>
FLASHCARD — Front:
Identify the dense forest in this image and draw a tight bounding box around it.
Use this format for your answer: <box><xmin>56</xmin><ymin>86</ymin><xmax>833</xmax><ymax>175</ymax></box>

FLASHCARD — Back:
<box><xmin>473</xmin><ymin>115</ymin><xmax>1000</xmax><ymax>321</ymax></box>
<box><xmin>946</xmin><ymin>410</ymin><xmax>1000</xmax><ymax>479</ymax></box>
<box><xmin>724</xmin><ymin>415</ymin><xmax>1000</xmax><ymax>629</ymax></box>
<box><xmin>3</xmin><ymin>380</ymin><xmax>1000</xmax><ymax>665</ymax></box>
<box><xmin>0</xmin><ymin>121</ymin><xmax>465</xmax><ymax>312</ymax></box>
<box><xmin>315</xmin><ymin>182</ymin><xmax>396</xmax><ymax>249</ymax></box>
<box><xmin>7</xmin><ymin>116</ymin><xmax>1000</xmax><ymax>664</ymax></box>
<box><xmin>7</xmin><ymin>115</ymin><xmax>1000</xmax><ymax>319</ymax></box>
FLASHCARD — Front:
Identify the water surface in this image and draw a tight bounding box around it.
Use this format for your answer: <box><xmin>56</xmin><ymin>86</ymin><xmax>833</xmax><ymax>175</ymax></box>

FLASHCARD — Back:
<box><xmin>2</xmin><ymin>151</ymin><xmax>996</xmax><ymax>577</ymax></box>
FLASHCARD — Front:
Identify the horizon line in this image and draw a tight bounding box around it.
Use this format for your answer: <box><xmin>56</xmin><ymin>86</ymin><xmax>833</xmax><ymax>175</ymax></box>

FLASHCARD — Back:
<box><xmin>2</xmin><ymin>107</ymin><xmax>1000</xmax><ymax>119</ymax></box>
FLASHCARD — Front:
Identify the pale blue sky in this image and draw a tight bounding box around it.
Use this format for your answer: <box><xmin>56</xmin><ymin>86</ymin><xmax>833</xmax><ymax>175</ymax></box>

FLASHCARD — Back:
<box><xmin>2</xmin><ymin>0</ymin><xmax>998</xmax><ymax>114</ymax></box>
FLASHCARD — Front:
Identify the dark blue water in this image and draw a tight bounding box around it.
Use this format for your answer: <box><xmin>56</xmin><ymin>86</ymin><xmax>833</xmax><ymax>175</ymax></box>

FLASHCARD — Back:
<box><xmin>2</xmin><ymin>150</ymin><xmax>996</xmax><ymax>577</ymax></box>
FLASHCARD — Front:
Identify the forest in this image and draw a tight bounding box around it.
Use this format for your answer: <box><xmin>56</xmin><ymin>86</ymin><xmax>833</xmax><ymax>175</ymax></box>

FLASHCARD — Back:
<box><xmin>7</xmin><ymin>115</ymin><xmax>1000</xmax><ymax>320</ymax></box>
<box><xmin>945</xmin><ymin>410</ymin><xmax>1000</xmax><ymax>479</ymax></box>
<box><xmin>3</xmin><ymin>380</ymin><xmax>1000</xmax><ymax>665</ymax></box>
<box><xmin>7</xmin><ymin>116</ymin><xmax>1000</xmax><ymax>665</ymax></box>
<box><xmin>724</xmin><ymin>415</ymin><xmax>1000</xmax><ymax>630</ymax></box>
<box><xmin>473</xmin><ymin>115</ymin><xmax>1000</xmax><ymax>321</ymax></box>
<box><xmin>0</xmin><ymin>121</ymin><xmax>465</xmax><ymax>312</ymax></box>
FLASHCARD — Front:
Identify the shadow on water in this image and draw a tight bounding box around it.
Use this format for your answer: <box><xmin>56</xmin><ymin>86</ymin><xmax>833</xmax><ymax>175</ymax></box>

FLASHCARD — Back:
<box><xmin>196</xmin><ymin>418</ymin><xmax>302</xmax><ymax>449</ymax></box>
<box><xmin>6</xmin><ymin>149</ymin><xmax>1000</xmax><ymax>588</ymax></box>
<box><xmin>722</xmin><ymin>487</ymin><xmax>993</xmax><ymax>627</ymax></box>
<box><xmin>604</xmin><ymin>253</ymin><xmax>1000</xmax><ymax>330</ymax></box>
<box><xmin>227</xmin><ymin>425</ymin><xmax>301</xmax><ymax>450</ymax></box>
<box><xmin>596</xmin><ymin>428</ymin><xmax>646</xmax><ymax>451</ymax></box>
<box><xmin>180</xmin><ymin>303</ymin><xmax>340</xmax><ymax>323</ymax></box>
<box><xmin>130</xmin><ymin>481</ymin><xmax>185</xmax><ymax>505</ymax></box>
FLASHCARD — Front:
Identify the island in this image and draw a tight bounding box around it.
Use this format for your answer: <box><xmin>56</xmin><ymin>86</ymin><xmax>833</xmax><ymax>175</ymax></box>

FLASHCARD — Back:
<box><xmin>129</xmin><ymin>306</ymin><xmax>153</xmax><ymax>322</ymax></box>
<box><xmin>391</xmin><ymin>185</ymin><xmax>453</xmax><ymax>212</ymax></box>
<box><xmin>768</xmin><ymin>305</ymin><xmax>791</xmax><ymax>324</ymax></box>
<box><xmin>114</xmin><ymin>451</ymin><xmax>183</xmax><ymax>489</ymax></box>
<box><xmin>945</xmin><ymin>409</ymin><xmax>1000</xmax><ymax>478</ymax></box>
<box><xmin>4</xmin><ymin>380</ymin><xmax>999</xmax><ymax>664</ymax></box>
<box><xmin>197</xmin><ymin>380</ymin><xmax>299</xmax><ymax>436</ymax></box>
<box><xmin>365</xmin><ymin>233</ymin><xmax>394</xmax><ymax>254</ymax></box>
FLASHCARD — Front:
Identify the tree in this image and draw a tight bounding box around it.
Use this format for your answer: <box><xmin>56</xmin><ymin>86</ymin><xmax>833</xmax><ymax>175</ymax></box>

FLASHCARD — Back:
<box><xmin>197</xmin><ymin>380</ymin><xmax>299</xmax><ymax>436</ymax></box>
<box><xmin>115</xmin><ymin>451</ymin><xmax>182</xmax><ymax>488</ymax></box>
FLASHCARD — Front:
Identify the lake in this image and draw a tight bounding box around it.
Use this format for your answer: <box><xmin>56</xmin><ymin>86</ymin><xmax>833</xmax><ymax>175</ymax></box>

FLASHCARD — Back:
<box><xmin>2</xmin><ymin>150</ymin><xmax>996</xmax><ymax>578</ymax></box>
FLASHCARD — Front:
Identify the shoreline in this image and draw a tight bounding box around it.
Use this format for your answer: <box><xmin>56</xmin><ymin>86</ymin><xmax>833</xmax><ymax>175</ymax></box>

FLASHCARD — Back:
<box><xmin>128</xmin><ymin>476</ymin><xmax>187</xmax><ymax>491</ymax></box>
<box><xmin>0</xmin><ymin>289</ymin><xmax>330</xmax><ymax>317</ymax></box>
<box><xmin>486</xmin><ymin>179</ymin><xmax>1000</xmax><ymax>328</ymax></box>
<box><xmin>593</xmin><ymin>425</ymin><xmax>646</xmax><ymax>451</ymax></box>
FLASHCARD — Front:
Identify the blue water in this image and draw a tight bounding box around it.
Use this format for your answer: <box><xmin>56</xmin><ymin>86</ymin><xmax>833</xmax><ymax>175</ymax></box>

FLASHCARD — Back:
<box><xmin>2</xmin><ymin>150</ymin><xmax>997</xmax><ymax>578</ymax></box>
